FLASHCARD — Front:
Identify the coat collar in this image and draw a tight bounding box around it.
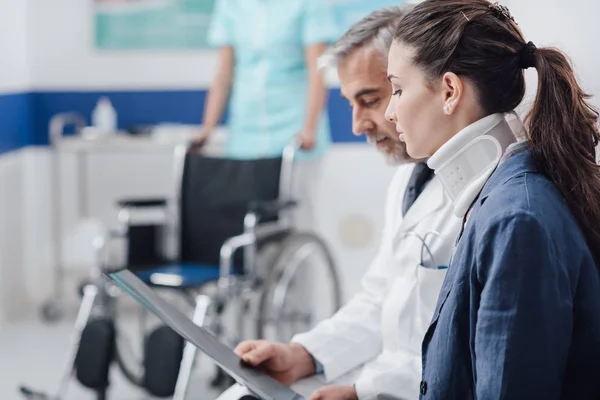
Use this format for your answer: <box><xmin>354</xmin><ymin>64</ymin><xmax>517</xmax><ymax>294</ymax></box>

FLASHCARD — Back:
<box><xmin>478</xmin><ymin>148</ymin><xmax>538</xmax><ymax>203</ymax></box>
<box><xmin>399</xmin><ymin>172</ymin><xmax>447</xmax><ymax>233</ymax></box>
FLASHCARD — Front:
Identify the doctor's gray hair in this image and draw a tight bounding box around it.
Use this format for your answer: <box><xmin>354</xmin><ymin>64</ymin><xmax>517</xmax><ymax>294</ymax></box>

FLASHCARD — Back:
<box><xmin>319</xmin><ymin>5</ymin><xmax>412</xmax><ymax>69</ymax></box>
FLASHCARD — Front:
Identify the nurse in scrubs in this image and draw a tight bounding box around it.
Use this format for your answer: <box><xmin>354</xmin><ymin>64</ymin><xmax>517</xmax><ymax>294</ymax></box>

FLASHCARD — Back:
<box><xmin>198</xmin><ymin>0</ymin><xmax>338</xmax><ymax>229</ymax></box>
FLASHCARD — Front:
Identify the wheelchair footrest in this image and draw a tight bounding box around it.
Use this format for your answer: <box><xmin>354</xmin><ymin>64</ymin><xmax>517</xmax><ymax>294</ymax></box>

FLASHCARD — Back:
<box><xmin>74</xmin><ymin>318</ymin><xmax>115</xmax><ymax>390</ymax></box>
<box><xmin>143</xmin><ymin>325</ymin><xmax>185</xmax><ymax>397</ymax></box>
<box><xmin>19</xmin><ymin>386</ymin><xmax>51</xmax><ymax>400</ymax></box>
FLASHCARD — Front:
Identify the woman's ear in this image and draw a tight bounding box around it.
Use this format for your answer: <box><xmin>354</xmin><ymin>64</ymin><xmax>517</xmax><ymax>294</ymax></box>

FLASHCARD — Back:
<box><xmin>441</xmin><ymin>72</ymin><xmax>463</xmax><ymax>115</ymax></box>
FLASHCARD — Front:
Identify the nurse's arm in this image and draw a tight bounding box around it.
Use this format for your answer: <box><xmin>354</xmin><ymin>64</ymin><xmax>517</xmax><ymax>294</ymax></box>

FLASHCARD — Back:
<box><xmin>201</xmin><ymin>46</ymin><xmax>234</xmax><ymax>136</ymax></box>
<box><xmin>300</xmin><ymin>43</ymin><xmax>328</xmax><ymax>149</ymax></box>
<box><xmin>474</xmin><ymin>211</ymin><xmax>572</xmax><ymax>399</ymax></box>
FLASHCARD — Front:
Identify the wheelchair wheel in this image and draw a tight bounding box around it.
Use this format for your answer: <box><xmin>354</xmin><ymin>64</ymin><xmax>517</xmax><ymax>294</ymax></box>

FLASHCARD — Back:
<box><xmin>114</xmin><ymin>329</ymin><xmax>145</xmax><ymax>388</ymax></box>
<box><xmin>40</xmin><ymin>299</ymin><xmax>64</xmax><ymax>323</ymax></box>
<box><xmin>112</xmin><ymin>289</ymin><xmax>195</xmax><ymax>391</ymax></box>
<box><xmin>256</xmin><ymin>231</ymin><xmax>342</xmax><ymax>342</ymax></box>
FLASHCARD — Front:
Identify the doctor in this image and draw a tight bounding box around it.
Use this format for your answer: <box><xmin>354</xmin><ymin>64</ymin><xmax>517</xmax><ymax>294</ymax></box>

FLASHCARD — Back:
<box><xmin>217</xmin><ymin>6</ymin><xmax>463</xmax><ymax>400</ymax></box>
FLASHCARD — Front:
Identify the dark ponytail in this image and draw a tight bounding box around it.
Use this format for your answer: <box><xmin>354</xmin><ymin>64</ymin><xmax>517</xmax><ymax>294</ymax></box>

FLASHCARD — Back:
<box><xmin>394</xmin><ymin>0</ymin><xmax>600</xmax><ymax>263</ymax></box>
<box><xmin>526</xmin><ymin>47</ymin><xmax>600</xmax><ymax>261</ymax></box>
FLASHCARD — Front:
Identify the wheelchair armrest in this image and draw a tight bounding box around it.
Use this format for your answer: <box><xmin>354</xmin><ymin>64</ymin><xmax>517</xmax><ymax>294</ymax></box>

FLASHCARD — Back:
<box><xmin>253</xmin><ymin>222</ymin><xmax>292</xmax><ymax>243</ymax></box>
<box><xmin>117</xmin><ymin>198</ymin><xmax>168</xmax><ymax>208</ymax></box>
<box><xmin>248</xmin><ymin>199</ymin><xmax>298</xmax><ymax>220</ymax></box>
<box><xmin>218</xmin><ymin>224</ymin><xmax>292</xmax><ymax>299</ymax></box>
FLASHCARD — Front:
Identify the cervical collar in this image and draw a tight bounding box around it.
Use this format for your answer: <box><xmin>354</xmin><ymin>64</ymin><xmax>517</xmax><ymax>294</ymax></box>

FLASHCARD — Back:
<box><xmin>427</xmin><ymin>113</ymin><xmax>517</xmax><ymax>218</ymax></box>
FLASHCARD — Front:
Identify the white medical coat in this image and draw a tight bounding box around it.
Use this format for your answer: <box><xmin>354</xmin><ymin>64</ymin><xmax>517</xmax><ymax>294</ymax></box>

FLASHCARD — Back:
<box><xmin>292</xmin><ymin>163</ymin><xmax>463</xmax><ymax>400</ymax></box>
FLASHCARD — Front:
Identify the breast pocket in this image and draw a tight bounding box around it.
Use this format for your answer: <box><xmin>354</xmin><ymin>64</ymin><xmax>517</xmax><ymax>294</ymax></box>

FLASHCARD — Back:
<box><xmin>416</xmin><ymin>266</ymin><xmax>448</xmax><ymax>319</ymax></box>
<box><xmin>383</xmin><ymin>262</ymin><xmax>449</xmax><ymax>353</ymax></box>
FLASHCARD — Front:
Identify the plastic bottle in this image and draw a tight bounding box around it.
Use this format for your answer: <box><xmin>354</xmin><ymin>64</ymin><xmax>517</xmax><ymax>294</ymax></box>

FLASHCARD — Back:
<box><xmin>91</xmin><ymin>97</ymin><xmax>117</xmax><ymax>134</ymax></box>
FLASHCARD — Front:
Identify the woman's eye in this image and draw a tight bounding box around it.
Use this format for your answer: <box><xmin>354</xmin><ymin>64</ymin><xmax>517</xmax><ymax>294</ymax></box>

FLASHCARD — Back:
<box><xmin>392</xmin><ymin>89</ymin><xmax>402</xmax><ymax>97</ymax></box>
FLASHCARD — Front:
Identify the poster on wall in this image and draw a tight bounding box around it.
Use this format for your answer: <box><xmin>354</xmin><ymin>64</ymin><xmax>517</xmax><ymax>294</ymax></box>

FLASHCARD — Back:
<box><xmin>327</xmin><ymin>0</ymin><xmax>410</xmax><ymax>38</ymax></box>
<box><xmin>94</xmin><ymin>0</ymin><xmax>215</xmax><ymax>50</ymax></box>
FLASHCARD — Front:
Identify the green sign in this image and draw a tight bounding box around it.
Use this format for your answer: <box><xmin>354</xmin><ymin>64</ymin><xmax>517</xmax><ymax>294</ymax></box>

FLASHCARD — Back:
<box><xmin>95</xmin><ymin>0</ymin><xmax>215</xmax><ymax>50</ymax></box>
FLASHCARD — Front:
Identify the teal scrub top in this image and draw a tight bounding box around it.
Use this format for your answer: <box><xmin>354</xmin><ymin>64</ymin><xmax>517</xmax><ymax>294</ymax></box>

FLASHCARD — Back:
<box><xmin>207</xmin><ymin>0</ymin><xmax>338</xmax><ymax>160</ymax></box>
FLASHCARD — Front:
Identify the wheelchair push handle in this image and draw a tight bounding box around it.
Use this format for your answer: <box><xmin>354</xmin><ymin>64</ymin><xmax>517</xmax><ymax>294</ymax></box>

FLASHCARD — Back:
<box><xmin>248</xmin><ymin>199</ymin><xmax>298</xmax><ymax>220</ymax></box>
<box><xmin>188</xmin><ymin>137</ymin><xmax>207</xmax><ymax>152</ymax></box>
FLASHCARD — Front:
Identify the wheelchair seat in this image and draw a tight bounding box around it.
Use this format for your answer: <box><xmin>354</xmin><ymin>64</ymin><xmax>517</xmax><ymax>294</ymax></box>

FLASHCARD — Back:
<box><xmin>135</xmin><ymin>263</ymin><xmax>242</xmax><ymax>288</ymax></box>
<box><xmin>122</xmin><ymin>149</ymin><xmax>286</xmax><ymax>279</ymax></box>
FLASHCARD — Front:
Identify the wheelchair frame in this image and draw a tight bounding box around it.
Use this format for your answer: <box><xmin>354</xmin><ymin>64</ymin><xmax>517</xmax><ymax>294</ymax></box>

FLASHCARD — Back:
<box><xmin>21</xmin><ymin>139</ymin><xmax>343</xmax><ymax>400</ymax></box>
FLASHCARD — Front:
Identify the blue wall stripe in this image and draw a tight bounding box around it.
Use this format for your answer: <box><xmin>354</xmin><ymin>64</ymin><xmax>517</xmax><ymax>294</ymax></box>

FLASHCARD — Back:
<box><xmin>0</xmin><ymin>93</ymin><xmax>34</xmax><ymax>154</ymax></box>
<box><xmin>32</xmin><ymin>90</ymin><xmax>213</xmax><ymax>146</ymax></box>
<box><xmin>327</xmin><ymin>88</ymin><xmax>361</xmax><ymax>143</ymax></box>
<box><xmin>1</xmin><ymin>88</ymin><xmax>360</xmax><ymax>154</ymax></box>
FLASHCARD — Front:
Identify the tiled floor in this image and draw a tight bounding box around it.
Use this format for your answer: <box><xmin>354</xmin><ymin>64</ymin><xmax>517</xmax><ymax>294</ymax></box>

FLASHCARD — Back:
<box><xmin>0</xmin><ymin>316</ymin><xmax>222</xmax><ymax>400</ymax></box>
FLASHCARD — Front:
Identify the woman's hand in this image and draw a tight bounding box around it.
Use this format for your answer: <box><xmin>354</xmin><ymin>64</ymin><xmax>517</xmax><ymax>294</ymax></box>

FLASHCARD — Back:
<box><xmin>309</xmin><ymin>385</ymin><xmax>358</xmax><ymax>400</ymax></box>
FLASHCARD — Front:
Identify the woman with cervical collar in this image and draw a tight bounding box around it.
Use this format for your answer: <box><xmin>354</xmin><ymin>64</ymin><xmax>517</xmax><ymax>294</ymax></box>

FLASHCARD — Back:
<box><xmin>384</xmin><ymin>0</ymin><xmax>600</xmax><ymax>399</ymax></box>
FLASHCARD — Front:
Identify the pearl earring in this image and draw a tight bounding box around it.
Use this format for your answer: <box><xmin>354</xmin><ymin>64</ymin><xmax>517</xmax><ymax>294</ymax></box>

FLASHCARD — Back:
<box><xmin>444</xmin><ymin>104</ymin><xmax>450</xmax><ymax>113</ymax></box>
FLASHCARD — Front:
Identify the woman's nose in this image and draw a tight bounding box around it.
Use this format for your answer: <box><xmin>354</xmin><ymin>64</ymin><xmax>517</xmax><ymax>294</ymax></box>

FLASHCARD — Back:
<box><xmin>384</xmin><ymin>102</ymin><xmax>395</xmax><ymax>123</ymax></box>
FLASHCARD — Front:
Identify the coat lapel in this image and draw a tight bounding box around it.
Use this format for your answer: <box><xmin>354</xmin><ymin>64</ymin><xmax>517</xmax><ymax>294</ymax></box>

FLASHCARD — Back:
<box><xmin>398</xmin><ymin>176</ymin><xmax>446</xmax><ymax>235</ymax></box>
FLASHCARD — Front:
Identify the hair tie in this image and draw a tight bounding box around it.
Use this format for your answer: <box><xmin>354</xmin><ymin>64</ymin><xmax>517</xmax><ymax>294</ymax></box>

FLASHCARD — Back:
<box><xmin>519</xmin><ymin>41</ymin><xmax>537</xmax><ymax>69</ymax></box>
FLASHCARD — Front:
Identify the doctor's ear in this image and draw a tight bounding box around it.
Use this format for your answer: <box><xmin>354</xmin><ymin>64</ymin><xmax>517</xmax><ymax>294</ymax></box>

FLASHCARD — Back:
<box><xmin>440</xmin><ymin>72</ymin><xmax>463</xmax><ymax>115</ymax></box>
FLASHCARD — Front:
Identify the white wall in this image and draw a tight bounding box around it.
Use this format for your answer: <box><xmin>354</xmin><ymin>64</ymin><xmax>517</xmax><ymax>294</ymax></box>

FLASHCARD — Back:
<box><xmin>0</xmin><ymin>0</ymin><xmax>30</xmax><ymax>326</ymax></box>
<box><xmin>28</xmin><ymin>0</ymin><xmax>217</xmax><ymax>90</ymax></box>
<box><xmin>0</xmin><ymin>152</ymin><xmax>27</xmax><ymax>325</ymax></box>
<box><xmin>0</xmin><ymin>0</ymin><xmax>30</xmax><ymax>93</ymax></box>
<box><xmin>25</xmin><ymin>0</ymin><xmax>600</xmax><ymax>97</ymax></box>
<box><xmin>509</xmin><ymin>0</ymin><xmax>600</xmax><ymax>112</ymax></box>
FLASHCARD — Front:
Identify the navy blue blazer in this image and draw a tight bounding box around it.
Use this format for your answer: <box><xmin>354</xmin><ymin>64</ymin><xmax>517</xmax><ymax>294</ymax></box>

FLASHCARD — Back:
<box><xmin>420</xmin><ymin>150</ymin><xmax>600</xmax><ymax>399</ymax></box>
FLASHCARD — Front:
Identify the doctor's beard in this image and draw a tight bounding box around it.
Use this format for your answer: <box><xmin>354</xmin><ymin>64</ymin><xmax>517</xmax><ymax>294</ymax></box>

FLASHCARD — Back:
<box><xmin>366</xmin><ymin>132</ymin><xmax>411</xmax><ymax>165</ymax></box>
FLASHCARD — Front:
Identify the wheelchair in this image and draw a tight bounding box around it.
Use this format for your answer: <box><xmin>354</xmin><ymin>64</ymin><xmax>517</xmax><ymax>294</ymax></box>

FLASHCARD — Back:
<box><xmin>21</xmin><ymin>140</ymin><xmax>342</xmax><ymax>400</ymax></box>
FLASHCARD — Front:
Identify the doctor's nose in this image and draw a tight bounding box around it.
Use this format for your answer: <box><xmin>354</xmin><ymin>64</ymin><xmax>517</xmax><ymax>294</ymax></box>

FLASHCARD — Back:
<box><xmin>352</xmin><ymin>110</ymin><xmax>374</xmax><ymax>136</ymax></box>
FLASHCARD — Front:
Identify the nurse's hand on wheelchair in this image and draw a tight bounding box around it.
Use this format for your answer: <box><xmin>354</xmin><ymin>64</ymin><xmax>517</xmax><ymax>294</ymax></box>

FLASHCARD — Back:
<box><xmin>297</xmin><ymin>129</ymin><xmax>316</xmax><ymax>150</ymax></box>
<box><xmin>191</xmin><ymin>127</ymin><xmax>211</xmax><ymax>147</ymax></box>
<box><xmin>308</xmin><ymin>385</ymin><xmax>358</xmax><ymax>400</ymax></box>
<box><xmin>234</xmin><ymin>340</ymin><xmax>315</xmax><ymax>386</ymax></box>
